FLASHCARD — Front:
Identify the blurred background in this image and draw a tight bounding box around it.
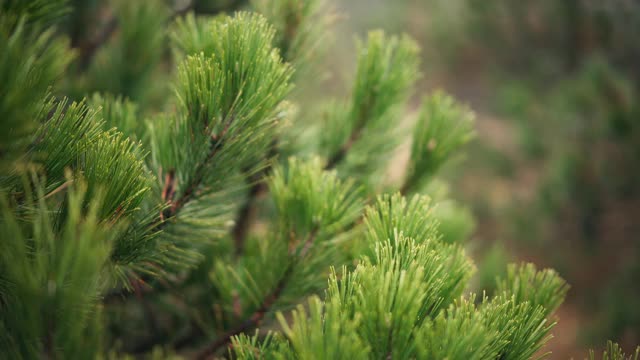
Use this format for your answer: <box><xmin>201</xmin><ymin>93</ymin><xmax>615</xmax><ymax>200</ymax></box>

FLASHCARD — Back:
<box><xmin>331</xmin><ymin>0</ymin><xmax>640</xmax><ymax>357</ymax></box>
<box><xmin>58</xmin><ymin>0</ymin><xmax>639</xmax><ymax>357</ymax></box>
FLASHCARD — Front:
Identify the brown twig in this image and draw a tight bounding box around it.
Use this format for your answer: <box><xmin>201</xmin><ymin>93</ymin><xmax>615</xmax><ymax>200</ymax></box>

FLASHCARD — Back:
<box><xmin>74</xmin><ymin>0</ymin><xmax>216</xmax><ymax>72</ymax></box>
<box><xmin>229</xmin><ymin>0</ymin><xmax>307</xmax><ymax>256</ymax></box>
<box><xmin>195</xmin><ymin>228</ymin><xmax>319</xmax><ymax>359</ymax></box>
<box><xmin>325</xmin><ymin>98</ymin><xmax>372</xmax><ymax>170</ymax></box>
<box><xmin>78</xmin><ymin>16</ymin><xmax>118</xmax><ymax>70</ymax></box>
<box><xmin>170</xmin><ymin>1</ymin><xmax>195</xmax><ymax>21</ymax></box>
<box><xmin>231</xmin><ymin>138</ymin><xmax>279</xmax><ymax>256</ymax></box>
<box><xmin>231</xmin><ymin>180</ymin><xmax>266</xmax><ymax>255</ymax></box>
<box><xmin>73</xmin><ymin>0</ymin><xmax>251</xmax><ymax>75</ymax></box>
<box><xmin>399</xmin><ymin>178</ymin><xmax>412</xmax><ymax>197</ymax></box>
<box><xmin>156</xmin><ymin>124</ymin><xmax>229</xmax><ymax>231</ymax></box>
<box><xmin>161</xmin><ymin>169</ymin><xmax>177</xmax><ymax>220</ymax></box>
<box><xmin>325</xmin><ymin>129</ymin><xmax>361</xmax><ymax>170</ymax></box>
<box><xmin>104</xmin><ymin>129</ymin><xmax>228</xmax><ymax>304</ymax></box>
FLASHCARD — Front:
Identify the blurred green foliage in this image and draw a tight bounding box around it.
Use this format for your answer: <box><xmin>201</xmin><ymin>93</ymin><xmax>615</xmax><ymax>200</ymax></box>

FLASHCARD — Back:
<box><xmin>403</xmin><ymin>0</ymin><xmax>640</xmax><ymax>347</ymax></box>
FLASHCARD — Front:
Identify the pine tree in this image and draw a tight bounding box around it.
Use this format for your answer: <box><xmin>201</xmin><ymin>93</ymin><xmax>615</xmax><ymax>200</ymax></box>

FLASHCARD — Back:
<box><xmin>0</xmin><ymin>0</ymin><xmax>636</xmax><ymax>358</ymax></box>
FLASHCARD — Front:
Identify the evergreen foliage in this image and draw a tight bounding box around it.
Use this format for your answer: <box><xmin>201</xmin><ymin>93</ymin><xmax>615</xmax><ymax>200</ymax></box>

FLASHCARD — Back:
<box><xmin>420</xmin><ymin>0</ymin><xmax>640</xmax><ymax>343</ymax></box>
<box><xmin>81</xmin><ymin>0</ymin><xmax>168</xmax><ymax>102</ymax></box>
<box><xmin>318</xmin><ymin>31</ymin><xmax>419</xmax><ymax>183</ymax></box>
<box><xmin>403</xmin><ymin>92</ymin><xmax>475</xmax><ymax>194</ymax></box>
<box><xmin>0</xmin><ymin>0</ymin><xmax>636</xmax><ymax>359</ymax></box>
<box><xmin>0</xmin><ymin>14</ymin><xmax>72</xmax><ymax>172</ymax></box>
<box><xmin>588</xmin><ymin>341</ymin><xmax>640</xmax><ymax>360</ymax></box>
<box><xmin>1</xmin><ymin>175</ymin><xmax>111</xmax><ymax>358</ymax></box>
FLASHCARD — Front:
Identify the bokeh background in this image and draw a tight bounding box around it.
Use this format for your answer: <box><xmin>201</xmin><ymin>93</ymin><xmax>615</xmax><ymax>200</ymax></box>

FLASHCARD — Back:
<box><xmin>59</xmin><ymin>0</ymin><xmax>639</xmax><ymax>357</ymax></box>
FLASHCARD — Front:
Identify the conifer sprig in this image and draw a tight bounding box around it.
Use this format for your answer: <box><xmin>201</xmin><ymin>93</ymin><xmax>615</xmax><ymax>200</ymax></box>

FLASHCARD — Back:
<box><xmin>149</xmin><ymin>12</ymin><xmax>292</xmax><ymax>244</ymax></box>
<box><xmin>79</xmin><ymin>0</ymin><xmax>168</xmax><ymax>102</ymax></box>
<box><xmin>0</xmin><ymin>175</ymin><xmax>112</xmax><ymax>359</ymax></box>
<box><xmin>89</xmin><ymin>93</ymin><xmax>141</xmax><ymax>139</ymax></box>
<box><xmin>16</xmin><ymin>96</ymin><xmax>156</xmax><ymax>287</ymax></box>
<box><xmin>230</xmin><ymin>190</ymin><xmax>566</xmax><ymax>359</ymax></box>
<box><xmin>589</xmin><ymin>341</ymin><xmax>640</xmax><ymax>360</ymax></box>
<box><xmin>497</xmin><ymin>262</ymin><xmax>570</xmax><ymax>317</ymax></box>
<box><xmin>321</xmin><ymin>31</ymin><xmax>420</xmax><ymax>179</ymax></box>
<box><xmin>0</xmin><ymin>18</ymin><xmax>72</xmax><ymax>173</ymax></box>
<box><xmin>25</xmin><ymin>97</ymin><xmax>152</xmax><ymax>223</ymax></box>
<box><xmin>203</xmin><ymin>158</ymin><xmax>363</xmax><ymax>356</ymax></box>
<box><xmin>251</xmin><ymin>0</ymin><xmax>335</xmax><ymax>75</ymax></box>
<box><xmin>480</xmin><ymin>294</ymin><xmax>555</xmax><ymax>360</ymax></box>
<box><xmin>403</xmin><ymin>91</ymin><xmax>476</xmax><ymax>194</ymax></box>
<box><xmin>229</xmin><ymin>191</ymin><xmax>477</xmax><ymax>359</ymax></box>
<box><xmin>416</xmin><ymin>297</ymin><xmax>500</xmax><ymax>360</ymax></box>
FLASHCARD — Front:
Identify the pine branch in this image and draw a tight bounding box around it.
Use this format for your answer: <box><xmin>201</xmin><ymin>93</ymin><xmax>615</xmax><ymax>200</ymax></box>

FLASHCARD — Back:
<box><xmin>77</xmin><ymin>0</ymin><xmax>247</xmax><ymax>72</ymax></box>
<box><xmin>78</xmin><ymin>16</ymin><xmax>118</xmax><ymax>70</ymax></box>
<box><xmin>229</xmin><ymin>0</ymin><xmax>331</xmax><ymax>255</ymax></box>
<box><xmin>231</xmin><ymin>177</ymin><xmax>266</xmax><ymax>255</ymax></box>
<box><xmin>170</xmin><ymin>0</ymin><xmax>249</xmax><ymax>21</ymax></box>
<box><xmin>325</xmin><ymin>128</ymin><xmax>361</xmax><ymax>170</ymax></box>
<box><xmin>103</xmin><ymin>13</ymin><xmax>292</xmax><ymax>301</ymax></box>
<box><xmin>231</xmin><ymin>139</ymin><xmax>278</xmax><ymax>256</ymax></box>
<box><xmin>157</xmin><ymin>11</ymin><xmax>292</xmax><ymax>236</ymax></box>
<box><xmin>325</xmin><ymin>96</ymin><xmax>372</xmax><ymax>170</ymax></box>
<box><xmin>103</xmin><ymin>135</ymin><xmax>227</xmax><ymax>299</ymax></box>
<box><xmin>157</xmin><ymin>120</ymin><xmax>232</xmax><ymax>230</ymax></box>
<box><xmin>402</xmin><ymin>92</ymin><xmax>475</xmax><ymax>194</ymax></box>
<box><xmin>318</xmin><ymin>32</ymin><xmax>419</xmax><ymax>180</ymax></box>
<box><xmin>171</xmin><ymin>1</ymin><xmax>195</xmax><ymax>20</ymax></box>
<box><xmin>196</xmin><ymin>228</ymin><xmax>319</xmax><ymax>358</ymax></box>
<box><xmin>1</xmin><ymin>21</ymin><xmax>72</xmax><ymax>172</ymax></box>
<box><xmin>101</xmin><ymin>136</ymin><xmax>228</xmax><ymax>299</ymax></box>
<box><xmin>233</xmin><ymin>28</ymin><xmax>410</xmax><ymax>245</ymax></box>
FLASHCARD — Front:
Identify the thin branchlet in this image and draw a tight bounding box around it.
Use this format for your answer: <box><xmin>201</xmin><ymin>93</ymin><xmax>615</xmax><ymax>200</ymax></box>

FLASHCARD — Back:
<box><xmin>196</xmin><ymin>228</ymin><xmax>319</xmax><ymax>358</ymax></box>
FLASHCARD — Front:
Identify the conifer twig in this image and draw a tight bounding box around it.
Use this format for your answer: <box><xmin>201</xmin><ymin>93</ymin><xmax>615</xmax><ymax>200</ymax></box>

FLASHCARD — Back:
<box><xmin>326</xmin><ymin>102</ymin><xmax>371</xmax><ymax>170</ymax></box>
<box><xmin>78</xmin><ymin>16</ymin><xmax>118</xmax><ymax>69</ymax></box>
<box><xmin>158</xmin><ymin>128</ymin><xmax>228</xmax><ymax>229</ymax></box>
<box><xmin>399</xmin><ymin>179</ymin><xmax>411</xmax><ymax>197</ymax></box>
<box><xmin>231</xmin><ymin>177</ymin><xmax>266</xmax><ymax>255</ymax></box>
<box><xmin>325</xmin><ymin>130</ymin><xmax>360</xmax><ymax>170</ymax></box>
<box><xmin>231</xmin><ymin>139</ymin><xmax>278</xmax><ymax>255</ymax></box>
<box><xmin>230</xmin><ymin>1</ymin><xmax>314</xmax><ymax>255</ymax></box>
<box><xmin>77</xmin><ymin>0</ymin><xmax>247</xmax><ymax>71</ymax></box>
<box><xmin>171</xmin><ymin>1</ymin><xmax>195</xmax><ymax>20</ymax></box>
<box><xmin>104</xmin><ymin>132</ymin><xmax>228</xmax><ymax>302</ymax></box>
<box><xmin>196</xmin><ymin>227</ymin><xmax>319</xmax><ymax>358</ymax></box>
